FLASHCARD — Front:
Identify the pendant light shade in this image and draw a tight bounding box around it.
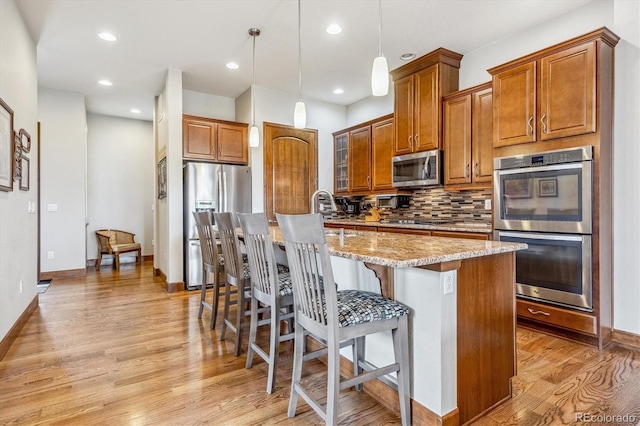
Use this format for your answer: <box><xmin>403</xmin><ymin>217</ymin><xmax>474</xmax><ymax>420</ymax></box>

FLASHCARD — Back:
<box><xmin>371</xmin><ymin>0</ymin><xmax>389</xmax><ymax>96</ymax></box>
<box><xmin>249</xmin><ymin>28</ymin><xmax>261</xmax><ymax>147</ymax></box>
<box><xmin>294</xmin><ymin>0</ymin><xmax>306</xmax><ymax>129</ymax></box>
<box><xmin>294</xmin><ymin>101</ymin><xmax>306</xmax><ymax>129</ymax></box>
<box><xmin>371</xmin><ymin>56</ymin><xmax>389</xmax><ymax>96</ymax></box>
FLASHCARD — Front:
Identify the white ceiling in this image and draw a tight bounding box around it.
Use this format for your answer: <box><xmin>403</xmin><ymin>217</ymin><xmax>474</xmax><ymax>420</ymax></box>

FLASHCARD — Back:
<box><xmin>16</xmin><ymin>0</ymin><xmax>591</xmax><ymax>122</ymax></box>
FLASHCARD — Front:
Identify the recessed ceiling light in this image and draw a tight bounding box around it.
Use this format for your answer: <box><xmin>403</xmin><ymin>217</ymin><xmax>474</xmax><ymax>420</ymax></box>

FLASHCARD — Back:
<box><xmin>98</xmin><ymin>80</ymin><xmax>113</xmax><ymax>86</ymax></box>
<box><xmin>400</xmin><ymin>53</ymin><xmax>416</xmax><ymax>61</ymax></box>
<box><xmin>131</xmin><ymin>109</ymin><xmax>141</xmax><ymax>114</ymax></box>
<box><xmin>326</xmin><ymin>24</ymin><xmax>342</xmax><ymax>35</ymax></box>
<box><xmin>98</xmin><ymin>32</ymin><xmax>117</xmax><ymax>42</ymax></box>
<box><xmin>333</xmin><ymin>88</ymin><xmax>344</xmax><ymax>94</ymax></box>
<box><xmin>226</xmin><ymin>62</ymin><xmax>239</xmax><ymax>70</ymax></box>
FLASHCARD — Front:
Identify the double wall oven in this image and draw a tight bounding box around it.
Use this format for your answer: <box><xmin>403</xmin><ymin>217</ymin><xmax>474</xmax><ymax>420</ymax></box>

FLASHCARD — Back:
<box><xmin>494</xmin><ymin>146</ymin><xmax>594</xmax><ymax>311</ymax></box>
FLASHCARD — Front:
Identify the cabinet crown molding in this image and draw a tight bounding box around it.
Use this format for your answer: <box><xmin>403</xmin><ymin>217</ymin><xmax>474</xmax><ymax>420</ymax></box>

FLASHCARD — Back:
<box><xmin>390</xmin><ymin>47</ymin><xmax>463</xmax><ymax>81</ymax></box>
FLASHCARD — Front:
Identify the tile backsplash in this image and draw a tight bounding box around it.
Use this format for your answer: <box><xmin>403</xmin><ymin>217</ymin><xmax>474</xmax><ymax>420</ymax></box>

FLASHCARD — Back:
<box><xmin>329</xmin><ymin>188</ymin><xmax>493</xmax><ymax>224</ymax></box>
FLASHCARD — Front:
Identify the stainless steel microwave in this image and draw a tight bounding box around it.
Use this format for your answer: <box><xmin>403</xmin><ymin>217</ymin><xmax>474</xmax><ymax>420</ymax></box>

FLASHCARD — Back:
<box><xmin>392</xmin><ymin>150</ymin><xmax>442</xmax><ymax>188</ymax></box>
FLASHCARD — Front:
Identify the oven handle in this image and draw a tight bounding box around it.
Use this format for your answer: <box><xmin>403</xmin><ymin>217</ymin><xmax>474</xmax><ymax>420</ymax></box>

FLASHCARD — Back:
<box><xmin>497</xmin><ymin>231</ymin><xmax>585</xmax><ymax>242</ymax></box>
<box><xmin>497</xmin><ymin>162</ymin><xmax>585</xmax><ymax>176</ymax></box>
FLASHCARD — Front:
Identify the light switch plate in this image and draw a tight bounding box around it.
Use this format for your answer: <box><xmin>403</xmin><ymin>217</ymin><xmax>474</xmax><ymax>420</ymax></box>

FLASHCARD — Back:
<box><xmin>47</xmin><ymin>204</ymin><xmax>58</xmax><ymax>212</ymax></box>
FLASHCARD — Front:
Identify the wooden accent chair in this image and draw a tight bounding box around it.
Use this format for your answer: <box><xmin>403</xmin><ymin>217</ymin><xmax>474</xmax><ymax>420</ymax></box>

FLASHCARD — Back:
<box><xmin>238</xmin><ymin>212</ymin><xmax>294</xmax><ymax>394</ymax></box>
<box><xmin>276</xmin><ymin>213</ymin><xmax>411</xmax><ymax>426</ymax></box>
<box><xmin>95</xmin><ymin>229</ymin><xmax>141</xmax><ymax>270</ymax></box>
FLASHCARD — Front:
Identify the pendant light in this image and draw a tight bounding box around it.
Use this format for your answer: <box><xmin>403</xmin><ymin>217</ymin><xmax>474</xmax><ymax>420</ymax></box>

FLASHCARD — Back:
<box><xmin>248</xmin><ymin>28</ymin><xmax>261</xmax><ymax>147</ymax></box>
<box><xmin>371</xmin><ymin>0</ymin><xmax>389</xmax><ymax>96</ymax></box>
<box><xmin>294</xmin><ymin>0</ymin><xmax>306</xmax><ymax>128</ymax></box>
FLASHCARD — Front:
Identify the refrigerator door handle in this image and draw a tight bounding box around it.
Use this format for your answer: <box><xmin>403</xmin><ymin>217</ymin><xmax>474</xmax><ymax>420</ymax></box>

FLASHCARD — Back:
<box><xmin>222</xmin><ymin>171</ymin><xmax>228</xmax><ymax>212</ymax></box>
<box><xmin>217</xmin><ymin>169</ymin><xmax>223</xmax><ymax>213</ymax></box>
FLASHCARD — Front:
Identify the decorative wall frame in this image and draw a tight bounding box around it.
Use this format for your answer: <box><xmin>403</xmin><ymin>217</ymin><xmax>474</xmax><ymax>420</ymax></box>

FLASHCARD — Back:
<box><xmin>19</xmin><ymin>155</ymin><xmax>29</xmax><ymax>191</ymax></box>
<box><xmin>0</xmin><ymin>97</ymin><xmax>14</xmax><ymax>191</ymax></box>
<box><xmin>157</xmin><ymin>156</ymin><xmax>167</xmax><ymax>199</ymax></box>
<box><xmin>503</xmin><ymin>178</ymin><xmax>532</xmax><ymax>199</ymax></box>
<box><xmin>538</xmin><ymin>178</ymin><xmax>558</xmax><ymax>197</ymax></box>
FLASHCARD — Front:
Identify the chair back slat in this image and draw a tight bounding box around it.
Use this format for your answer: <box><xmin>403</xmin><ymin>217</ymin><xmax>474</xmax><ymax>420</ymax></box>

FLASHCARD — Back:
<box><xmin>276</xmin><ymin>213</ymin><xmax>337</xmax><ymax>329</ymax></box>
<box><xmin>213</xmin><ymin>212</ymin><xmax>243</xmax><ymax>284</ymax></box>
<box><xmin>192</xmin><ymin>211</ymin><xmax>218</xmax><ymax>269</ymax></box>
<box><xmin>238</xmin><ymin>213</ymin><xmax>277</xmax><ymax>297</ymax></box>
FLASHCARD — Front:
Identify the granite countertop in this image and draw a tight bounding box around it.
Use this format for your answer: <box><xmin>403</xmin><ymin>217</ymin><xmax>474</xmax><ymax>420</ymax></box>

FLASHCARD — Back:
<box><xmin>324</xmin><ymin>218</ymin><xmax>493</xmax><ymax>234</ymax></box>
<box><xmin>268</xmin><ymin>226</ymin><xmax>526</xmax><ymax>268</ymax></box>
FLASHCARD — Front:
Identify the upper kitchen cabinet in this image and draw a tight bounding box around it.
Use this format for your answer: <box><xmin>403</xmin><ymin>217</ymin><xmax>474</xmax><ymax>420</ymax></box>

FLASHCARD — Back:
<box><xmin>183</xmin><ymin>115</ymin><xmax>248</xmax><ymax>165</ymax></box>
<box><xmin>332</xmin><ymin>114</ymin><xmax>395</xmax><ymax>195</ymax></box>
<box><xmin>443</xmin><ymin>83</ymin><xmax>493</xmax><ymax>189</ymax></box>
<box><xmin>390</xmin><ymin>48</ymin><xmax>462</xmax><ymax>155</ymax></box>
<box><xmin>489</xmin><ymin>28</ymin><xmax>618</xmax><ymax>150</ymax></box>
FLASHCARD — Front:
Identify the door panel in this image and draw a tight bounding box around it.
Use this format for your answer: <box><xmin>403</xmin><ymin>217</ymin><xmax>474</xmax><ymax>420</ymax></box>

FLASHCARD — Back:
<box><xmin>472</xmin><ymin>87</ymin><xmax>494</xmax><ymax>183</ymax></box>
<box><xmin>443</xmin><ymin>94</ymin><xmax>471</xmax><ymax>185</ymax></box>
<box><xmin>493</xmin><ymin>62</ymin><xmax>536</xmax><ymax>147</ymax></box>
<box><xmin>414</xmin><ymin>65</ymin><xmax>439</xmax><ymax>151</ymax></box>
<box><xmin>264</xmin><ymin>123</ymin><xmax>318</xmax><ymax>221</ymax></box>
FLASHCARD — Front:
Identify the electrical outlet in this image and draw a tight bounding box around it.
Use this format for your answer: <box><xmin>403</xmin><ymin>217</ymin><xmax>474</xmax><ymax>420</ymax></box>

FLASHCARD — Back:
<box><xmin>48</xmin><ymin>251</ymin><xmax>54</xmax><ymax>259</ymax></box>
<box><xmin>443</xmin><ymin>272</ymin><xmax>454</xmax><ymax>295</ymax></box>
<box><xmin>19</xmin><ymin>280</ymin><xmax>23</xmax><ymax>294</ymax></box>
<box><xmin>485</xmin><ymin>199</ymin><xmax>492</xmax><ymax>210</ymax></box>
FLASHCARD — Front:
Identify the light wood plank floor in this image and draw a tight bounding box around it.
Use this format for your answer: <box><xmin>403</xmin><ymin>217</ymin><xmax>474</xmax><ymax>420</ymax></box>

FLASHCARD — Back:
<box><xmin>1</xmin><ymin>261</ymin><xmax>639</xmax><ymax>425</ymax></box>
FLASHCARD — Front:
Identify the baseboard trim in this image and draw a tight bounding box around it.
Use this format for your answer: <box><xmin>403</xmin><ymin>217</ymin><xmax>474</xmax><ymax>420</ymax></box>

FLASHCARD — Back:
<box><xmin>153</xmin><ymin>268</ymin><xmax>184</xmax><ymax>293</ymax></box>
<box><xmin>88</xmin><ymin>255</ymin><xmax>152</xmax><ymax>267</ymax></box>
<box><xmin>0</xmin><ymin>296</ymin><xmax>38</xmax><ymax>361</ymax></box>
<box><xmin>39</xmin><ymin>267</ymin><xmax>86</xmax><ymax>281</ymax></box>
<box><xmin>612</xmin><ymin>329</ymin><xmax>640</xmax><ymax>350</ymax></box>
<box><xmin>308</xmin><ymin>338</ymin><xmax>458</xmax><ymax>425</ymax></box>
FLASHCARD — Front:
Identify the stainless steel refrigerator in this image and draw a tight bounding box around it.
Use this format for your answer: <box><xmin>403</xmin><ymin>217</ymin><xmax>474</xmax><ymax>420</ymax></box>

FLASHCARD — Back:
<box><xmin>184</xmin><ymin>162</ymin><xmax>251</xmax><ymax>289</ymax></box>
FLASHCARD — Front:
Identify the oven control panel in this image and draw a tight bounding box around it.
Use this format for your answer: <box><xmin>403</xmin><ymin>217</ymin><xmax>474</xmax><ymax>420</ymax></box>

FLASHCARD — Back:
<box><xmin>494</xmin><ymin>145</ymin><xmax>593</xmax><ymax>170</ymax></box>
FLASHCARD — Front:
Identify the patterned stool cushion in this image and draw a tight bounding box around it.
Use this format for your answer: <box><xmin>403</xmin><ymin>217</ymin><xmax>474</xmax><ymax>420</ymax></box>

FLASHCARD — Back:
<box><xmin>275</xmin><ymin>272</ymin><xmax>294</xmax><ymax>297</ymax></box>
<box><xmin>330</xmin><ymin>290</ymin><xmax>409</xmax><ymax>327</ymax></box>
<box><xmin>219</xmin><ymin>253</ymin><xmax>289</xmax><ymax>276</ymax></box>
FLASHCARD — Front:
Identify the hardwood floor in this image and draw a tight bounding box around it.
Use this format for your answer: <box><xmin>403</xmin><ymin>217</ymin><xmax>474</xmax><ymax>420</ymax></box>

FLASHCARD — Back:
<box><xmin>1</xmin><ymin>261</ymin><xmax>639</xmax><ymax>425</ymax></box>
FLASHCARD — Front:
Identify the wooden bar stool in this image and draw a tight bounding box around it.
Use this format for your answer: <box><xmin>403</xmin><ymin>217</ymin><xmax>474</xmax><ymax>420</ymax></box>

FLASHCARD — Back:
<box><xmin>214</xmin><ymin>212</ymin><xmax>252</xmax><ymax>357</ymax></box>
<box><xmin>277</xmin><ymin>213</ymin><xmax>411</xmax><ymax>426</ymax></box>
<box><xmin>238</xmin><ymin>212</ymin><xmax>294</xmax><ymax>394</ymax></box>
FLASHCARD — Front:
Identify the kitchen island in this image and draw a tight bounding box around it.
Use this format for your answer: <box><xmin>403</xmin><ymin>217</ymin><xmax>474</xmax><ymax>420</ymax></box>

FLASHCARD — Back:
<box><xmin>267</xmin><ymin>226</ymin><xmax>526</xmax><ymax>425</ymax></box>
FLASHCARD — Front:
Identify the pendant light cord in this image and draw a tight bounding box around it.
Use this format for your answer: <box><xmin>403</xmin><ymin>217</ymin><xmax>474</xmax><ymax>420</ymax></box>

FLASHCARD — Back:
<box><xmin>298</xmin><ymin>0</ymin><xmax>302</xmax><ymax>101</ymax></box>
<box><xmin>378</xmin><ymin>0</ymin><xmax>383</xmax><ymax>57</ymax></box>
<box><xmin>251</xmin><ymin>31</ymin><xmax>256</xmax><ymax>126</ymax></box>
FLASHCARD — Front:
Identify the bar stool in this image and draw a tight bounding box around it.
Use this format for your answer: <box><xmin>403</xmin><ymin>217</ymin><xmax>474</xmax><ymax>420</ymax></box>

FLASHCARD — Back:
<box><xmin>192</xmin><ymin>211</ymin><xmax>232</xmax><ymax>330</ymax></box>
<box><xmin>276</xmin><ymin>213</ymin><xmax>411</xmax><ymax>426</ymax></box>
<box><xmin>238</xmin><ymin>212</ymin><xmax>295</xmax><ymax>394</ymax></box>
<box><xmin>213</xmin><ymin>212</ymin><xmax>252</xmax><ymax>357</ymax></box>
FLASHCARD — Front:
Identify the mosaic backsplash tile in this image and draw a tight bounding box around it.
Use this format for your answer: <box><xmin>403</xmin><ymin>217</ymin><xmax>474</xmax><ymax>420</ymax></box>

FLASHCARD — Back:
<box><xmin>327</xmin><ymin>188</ymin><xmax>493</xmax><ymax>224</ymax></box>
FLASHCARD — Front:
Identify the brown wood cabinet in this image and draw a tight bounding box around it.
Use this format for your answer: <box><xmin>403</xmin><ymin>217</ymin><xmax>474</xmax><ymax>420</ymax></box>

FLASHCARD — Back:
<box><xmin>443</xmin><ymin>82</ymin><xmax>493</xmax><ymax>189</ymax></box>
<box><xmin>332</xmin><ymin>114</ymin><xmax>396</xmax><ymax>195</ymax></box>
<box><xmin>431</xmin><ymin>230</ymin><xmax>490</xmax><ymax>240</ymax></box>
<box><xmin>390</xmin><ymin>48</ymin><xmax>462</xmax><ymax>155</ymax></box>
<box><xmin>490</xmin><ymin>39</ymin><xmax>597</xmax><ymax>148</ymax></box>
<box><xmin>489</xmin><ymin>28</ymin><xmax>619</xmax><ymax>349</ymax></box>
<box><xmin>348</xmin><ymin>126</ymin><xmax>372</xmax><ymax>193</ymax></box>
<box><xmin>182</xmin><ymin>115</ymin><xmax>248</xmax><ymax>164</ymax></box>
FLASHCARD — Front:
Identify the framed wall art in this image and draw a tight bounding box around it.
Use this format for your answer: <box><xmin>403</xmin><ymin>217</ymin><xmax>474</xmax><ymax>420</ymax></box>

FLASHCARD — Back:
<box><xmin>157</xmin><ymin>156</ymin><xmax>167</xmax><ymax>199</ymax></box>
<box><xmin>538</xmin><ymin>178</ymin><xmax>558</xmax><ymax>197</ymax></box>
<box><xmin>503</xmin><ymin>177</ymin><xmax>532</xmax><ymax>199</ymax></box>
<box><xmin>0</xmin><ymin>97</ymin><xmax>14</xmax><ymax>191</ymax></box>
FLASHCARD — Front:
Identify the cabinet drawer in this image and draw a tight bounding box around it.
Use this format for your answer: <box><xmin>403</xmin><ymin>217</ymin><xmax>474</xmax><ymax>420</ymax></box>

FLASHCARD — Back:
<box><xmin>517</xmin><ymin>299</ymin><xmax>597</xmax><ymax>336</ymax></box>
<box><xmin>377</xmin><ymin>227</ymin><xmax>431</xmax><ymax>236</ymax></box>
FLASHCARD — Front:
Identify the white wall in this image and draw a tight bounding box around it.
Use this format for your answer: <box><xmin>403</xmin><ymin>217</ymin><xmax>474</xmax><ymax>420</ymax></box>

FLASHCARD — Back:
<box><xmin>0</xmin><ymin>0</ymin><xmax>38</xmax><ymax>342</ymax></box>
<box><xmin>155</xmin><ymin>69</ymin><xmax>183</xmax><ymax>285</ymax></box>
<box><xmin>612</xmin><ymin>0</ymin><xmax>640</xmax><ymax>334</ymax></box>
<box><xmin>345</xmin><ymin>89</ymin><xmax>394</xmax><ymax>127</ymax></box>
<box><xmin>86</xmin><ymin>113</ymin><xmax>154</xmax><ymax>261</ymax></box>
<box><xmin>182</xmin><ymin>89</ymin><xmax>235</xmax><ymax>121</ymax></box>
<box><xmin>236</xmin><ymin>86</ymin><xmax>347</xmax><ymax>214</ymax></box>
<box><xmin>38</xmin><ymin>89</ymin><xmax>87</xmax><ymax>273</ymax></box>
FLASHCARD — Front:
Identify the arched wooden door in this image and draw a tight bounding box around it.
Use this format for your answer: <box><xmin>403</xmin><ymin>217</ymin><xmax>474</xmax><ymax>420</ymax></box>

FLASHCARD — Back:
<box><xmin>263</xmin><ymin>122</ymin><xmax>318</xmax><ymax>222</ymax></box>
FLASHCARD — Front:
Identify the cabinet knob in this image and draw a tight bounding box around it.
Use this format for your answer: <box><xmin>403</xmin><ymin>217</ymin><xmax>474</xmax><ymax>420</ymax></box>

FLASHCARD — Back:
<box><xmin>474</xmin><ymin>163</ymin><xmax>479</xmax><ymax>177</ymax></box>
<box><xmin>541</xmin><ymin>114</ymin><xmax>547</xmax><ymax>134</ymax></box>
<box><xmin>465</xmin><ymin>164</ymin><xmax>470</xmax><ymax>177</ymax></box>
<box><xmin>527</xmin><ymin>116</ymin><xmax>534</xmax><ymax>135</ymax></box>
<box><xmin>415</xmin><ymin>134</ymin><xmax>419</xmax><ymax>147</ymax></box>
<box><xmin>408</xmin><ymin>135</ymin><xmax>413</xmax><ymax>149</ymax></box>
<box><xmin>527</xmin><ymin>308</ymin><xmax>550</xmax><ymax>316</ymax></box>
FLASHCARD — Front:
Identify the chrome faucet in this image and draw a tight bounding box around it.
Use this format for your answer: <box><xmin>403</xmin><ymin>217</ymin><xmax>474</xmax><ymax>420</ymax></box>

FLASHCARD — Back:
<box><xmin>310</xmin><ymin>189</ymin><xmax>337</xmax><ymax>214</ymax></box>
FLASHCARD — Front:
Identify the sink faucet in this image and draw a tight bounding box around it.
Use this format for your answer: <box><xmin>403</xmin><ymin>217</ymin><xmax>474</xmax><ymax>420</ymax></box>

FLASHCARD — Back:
<box><xmin>310</xmin><ymin>189</ymin><xmax>337</xmax><ymax>214</ymax></box>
